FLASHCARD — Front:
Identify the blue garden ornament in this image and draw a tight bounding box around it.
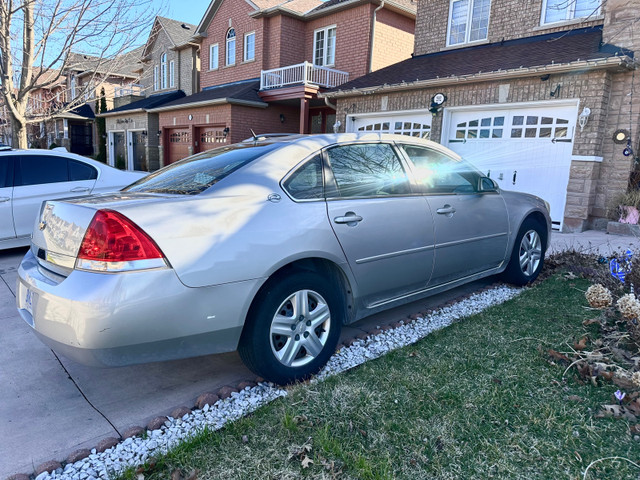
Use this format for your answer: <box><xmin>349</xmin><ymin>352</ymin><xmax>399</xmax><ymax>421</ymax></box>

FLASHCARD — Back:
<box><xmin>610</xmin><ymin>250</ymin><xmax>633</xmax><ymax>284</ymax></box>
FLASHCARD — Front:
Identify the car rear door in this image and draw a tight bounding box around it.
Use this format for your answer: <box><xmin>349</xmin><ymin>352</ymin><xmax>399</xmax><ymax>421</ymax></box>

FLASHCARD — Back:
<box><xmin>324</xmin><ymin>142</ymin><xmax>435</xmax><ymax>308</ymax></box>
<box><xmin>12</xmin><ymin>154</ymin><xmax>98</xmax><ymax>238</ymax></box>
<box><xmin>398</xmin><ymin>144</ymin><xmax>509</xmax><ymax>286</ymax></box>
<box><xmin>0</xmin><ymin>155</ymin><xmax>15</xmax><ymax>241</ymax></box>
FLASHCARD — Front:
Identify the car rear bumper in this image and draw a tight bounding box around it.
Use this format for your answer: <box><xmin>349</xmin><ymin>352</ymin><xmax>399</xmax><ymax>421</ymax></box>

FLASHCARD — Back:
<box><xmin>17</xmin><ymin>249</ymin><xmax>261</xmax><ymax>367</ymax></box>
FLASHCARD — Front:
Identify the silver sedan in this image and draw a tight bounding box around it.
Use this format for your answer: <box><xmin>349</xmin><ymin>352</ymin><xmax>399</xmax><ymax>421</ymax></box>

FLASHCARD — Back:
<box><xmin>17</xmin><ymin>134</ymin><xmax>550</xmax><ymax>384</ymax></box>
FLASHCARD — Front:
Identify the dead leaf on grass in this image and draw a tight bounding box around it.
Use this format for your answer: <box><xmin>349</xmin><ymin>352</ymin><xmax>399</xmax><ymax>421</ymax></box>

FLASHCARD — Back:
<box><xmin>613</xmin><ymin>375</ymin><xmax>637</xmax><ymax>390</ymax></box>
<box><xmin>574</xmin><ymin>337</ymin><xmax>588</xmax><ymax>351</ymax></box>
<box><xmin>595</xmin><ymin>404</ymin><xmax>637</xmax><ymax>421</ymax></box>
<box><xmin>564</xmin><ymin>272</ymin><xmax>578</xmax><ymax>280</ymax></box>
<box><xmin>583</xmin><ymin>319</ymin><xmax>601</xmax><ymax>326</ymax></box>
<box><xmin>630</xmin><ymin>424</ymin><xmax>640</xmax><ymax>435</ymax></box>
<box><xmin>548</xmin><ymin>349</ymin><xmax>571</xmax><ymax>364</ymax></box>
<box><xmin>301</xmin><ymin>455</ymin><xmax>314</xmax><ymax>469</ymax></box>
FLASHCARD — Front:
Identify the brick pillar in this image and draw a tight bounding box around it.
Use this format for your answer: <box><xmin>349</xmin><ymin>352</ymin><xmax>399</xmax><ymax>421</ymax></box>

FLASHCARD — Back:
<box><xmin>299</xmin><ymin>98</ymin><xmax>310</xmax><ymax>134</ymax></box>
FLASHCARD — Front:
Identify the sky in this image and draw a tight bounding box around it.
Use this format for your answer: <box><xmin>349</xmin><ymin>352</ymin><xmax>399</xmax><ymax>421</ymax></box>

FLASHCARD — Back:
<box><xmin>157</xmin><ymin>0</ymin><xmax>213</xmax><ymax>27</ymax></box>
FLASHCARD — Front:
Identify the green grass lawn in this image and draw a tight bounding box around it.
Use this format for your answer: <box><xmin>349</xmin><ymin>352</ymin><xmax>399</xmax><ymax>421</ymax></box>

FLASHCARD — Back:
<box><xmin>122</xmin><ymin>275</ymin><xmax>640</xmax><ymax>480</ymax></box>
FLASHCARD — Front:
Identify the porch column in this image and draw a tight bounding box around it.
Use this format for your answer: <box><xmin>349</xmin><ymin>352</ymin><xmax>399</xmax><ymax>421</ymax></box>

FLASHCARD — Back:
<box><xmin>299</xmin><ymin>97</ymin><xmax>310</xmax><ymax>134</ymax></box>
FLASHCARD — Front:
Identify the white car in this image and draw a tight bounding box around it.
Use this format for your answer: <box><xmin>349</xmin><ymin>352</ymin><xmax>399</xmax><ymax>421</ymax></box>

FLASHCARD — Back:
<box><xmin>0</xmin><ymin>148</ymin><xmax>145</xmax><ymax>249</ymax></box>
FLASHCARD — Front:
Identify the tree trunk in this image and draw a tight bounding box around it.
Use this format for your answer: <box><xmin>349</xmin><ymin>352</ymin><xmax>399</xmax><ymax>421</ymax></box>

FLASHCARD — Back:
<box><xmin>11</xmin><ymin>113</ymin><xmax>28</xmax><ymax>149</ymax></box>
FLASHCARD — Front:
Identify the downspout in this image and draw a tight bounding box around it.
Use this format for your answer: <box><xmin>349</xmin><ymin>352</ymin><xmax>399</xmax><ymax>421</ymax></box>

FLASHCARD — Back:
<box><xmin>368</xmin><ymin>0</ymin><xmax>385</xmax><ymax>73</ymax></box>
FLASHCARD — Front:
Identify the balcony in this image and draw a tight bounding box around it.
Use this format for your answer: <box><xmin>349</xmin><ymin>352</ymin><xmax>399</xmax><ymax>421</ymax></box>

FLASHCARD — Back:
<box><xmin>114</xmin><ymin>84</ymin><xmax>144</xmax><ymax>97</ymax></box>
<box><xmin>260</xmin><ymin>61</ymin><xmax>349</xmax><ymax>90</ymax></box>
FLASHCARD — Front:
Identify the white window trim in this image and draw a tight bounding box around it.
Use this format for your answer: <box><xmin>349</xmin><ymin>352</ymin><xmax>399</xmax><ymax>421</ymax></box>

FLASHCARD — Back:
<box><xmin>70</xmin><ymin>75</ymin><xmax>76</xmax><ymax>99</ymax></box>
<box><xmin>313</xmin><ymin>25</ymin><xmax>337</xmax><ymax>67</ymax></box>
<box><xmin>446</xmin><ymin>0</ymin><xmax>491</xmax><ymax>47</ymax></box>
<box><xmin>244</xmin><ymin>31</ymin><xmax>255</xmax><ymax>62</ymax></box>
<box><xmin>226</xmin><ymin>28</ymin><xmax>236</xmax><ymax>66</ymax></box>
<box><xmin>209</xmin><ymin>43</ymin><xmax>219</xmax><ymax>70</ymax></box>
<box><xmin>169</xmin><ymin>60</ymin><xmax>175</xmax><ymax>87</ymax></box>
<box><xmin>540</xmin><ymin>0</ymin><xmax>601</xmax><ymax>26</ymax></box>
<box><xmin>153</xmin><ymin>65</ymin><xmax>159</xmax><ymax>91</ymax></box>
<box><xmin>160</xmin><ymin>53</ymin><xmax>167</xmax><ymax>89</ymax></box>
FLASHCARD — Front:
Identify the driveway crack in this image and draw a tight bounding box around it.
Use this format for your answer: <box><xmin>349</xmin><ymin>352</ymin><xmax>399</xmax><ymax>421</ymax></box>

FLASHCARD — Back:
<box><xmin>51</xmin><ymin>350</ymin><xmax>123</xmax><ymax>438</ymax></box>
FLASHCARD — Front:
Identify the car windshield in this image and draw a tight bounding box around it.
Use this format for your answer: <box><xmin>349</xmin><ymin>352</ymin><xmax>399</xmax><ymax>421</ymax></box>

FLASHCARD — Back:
<box><xmin>123</xmin><ymin>143</ymin><xmax>282</xmax><ymax>195</ymax></box>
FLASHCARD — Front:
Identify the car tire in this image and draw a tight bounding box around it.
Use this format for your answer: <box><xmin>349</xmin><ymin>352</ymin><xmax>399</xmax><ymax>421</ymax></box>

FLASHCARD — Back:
<box><xmin>502</xmin><ymin>218</ymin><xmax>547</xmax><ymax>286</ymax></box>
<box><xmin>238</xmin><ymin>271</ymin><xmax>343</xmax><ymax>385</ymax></box>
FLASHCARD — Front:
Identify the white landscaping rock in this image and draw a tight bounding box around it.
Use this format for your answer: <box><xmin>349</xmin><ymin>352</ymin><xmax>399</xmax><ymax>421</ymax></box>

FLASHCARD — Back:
<box><xmin>42</xmin><ymin>285</ymin><xmax>520</xmax><ymax>479</ymax></box>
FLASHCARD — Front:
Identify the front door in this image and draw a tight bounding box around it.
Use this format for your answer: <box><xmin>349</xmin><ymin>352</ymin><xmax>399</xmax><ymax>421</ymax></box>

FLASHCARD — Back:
<box><xmin>398</xmin><ymin>144</ymin><xmax>509</xmax><ymax>286</ymax></box>
<box><xmin>69</xmin><ymin>123</ymin><xmax>93</xmax><ymax>156</ymax></box>
<box><xmin>113</xmin><ymin>132</ymin><xmax>126</xmax><ymax>169</ymax></box>
<box><xmin>324</xmin><ymin>142</ymin><xmax>435</xmax><ymax>307</ymax></box>
<box><xmin>129</xmin><ymin>131</ymin><xmax>147</xmax><ymax>171</ymax></box>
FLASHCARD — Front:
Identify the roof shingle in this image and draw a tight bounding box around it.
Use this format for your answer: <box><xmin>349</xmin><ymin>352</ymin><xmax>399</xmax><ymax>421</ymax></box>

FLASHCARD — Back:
<box><xmin>328</xmin><ymin>26</ymin><xmax>632</xmax><ymax>93</ymax></box>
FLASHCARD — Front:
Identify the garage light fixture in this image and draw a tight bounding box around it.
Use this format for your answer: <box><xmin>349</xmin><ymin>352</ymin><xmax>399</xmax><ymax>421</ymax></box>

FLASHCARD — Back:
<box><xmin>578</xmin><ymin>107</ymin><xmax>591</xmax><ymax>132</ymax></box>
<box><xmin>223</xmin><ymin>127</ymin><xmax>230</xmax><ymax>137</ymax></box>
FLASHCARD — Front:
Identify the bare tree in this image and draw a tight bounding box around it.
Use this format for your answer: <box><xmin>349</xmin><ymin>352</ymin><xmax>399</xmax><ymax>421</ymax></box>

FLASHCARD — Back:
<box><xmin>0</xmin><ymin>0</ymin><xmax>159</xmax><ymax>148</ymax></box>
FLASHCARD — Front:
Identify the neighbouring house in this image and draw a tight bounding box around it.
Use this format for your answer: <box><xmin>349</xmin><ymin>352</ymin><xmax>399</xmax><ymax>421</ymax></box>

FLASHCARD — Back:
<box><xmin>147</xmin><ymin>0</ymin><xmax>417</xmax><ymax>166</ymax></box>
<box><xmin>99</xmin><ymin>16</ymin><xmax>198</xmax><ymax>171</ymax></box>
<box><xmin>322</xmin><ymin>0</ymin><xmax>640</xmax><ymax>233</ymax></box>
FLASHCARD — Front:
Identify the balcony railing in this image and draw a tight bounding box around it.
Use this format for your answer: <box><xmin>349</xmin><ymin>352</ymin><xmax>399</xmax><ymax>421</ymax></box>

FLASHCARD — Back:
<box><xmin>114</xmin><ymin>84</ymin><xmax>144</xmax><ymax>97</ymax></box>
<box><xmin>260</xmin><ymin>61</ymin><xmax>349</xmax><ymax>90</ymax></box>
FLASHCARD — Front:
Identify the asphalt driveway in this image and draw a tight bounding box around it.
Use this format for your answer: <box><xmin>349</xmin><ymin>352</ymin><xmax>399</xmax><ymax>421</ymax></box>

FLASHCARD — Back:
<box><xmin>2</xmin><ymin>230</ymin><xmax>637</xmax><ymax>478</ymax></box>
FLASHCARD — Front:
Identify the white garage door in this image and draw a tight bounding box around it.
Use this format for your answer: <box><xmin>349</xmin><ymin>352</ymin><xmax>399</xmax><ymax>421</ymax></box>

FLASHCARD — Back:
<box><xmin>444</xmin><ymin>103</ymin><xmax>578</xmax><ymax>230</ymax></box>
<box><xmin>351</xmin><ymin>111</ymin><xmax>431</xmax><ymax>139</ymax></box>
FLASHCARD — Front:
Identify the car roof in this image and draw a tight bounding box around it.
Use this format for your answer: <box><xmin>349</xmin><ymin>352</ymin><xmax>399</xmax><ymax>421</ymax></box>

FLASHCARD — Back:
<box><xmin>0</xmin><ymin>147</ymin><xmax>110</xmax><ymax>168</ymax></box>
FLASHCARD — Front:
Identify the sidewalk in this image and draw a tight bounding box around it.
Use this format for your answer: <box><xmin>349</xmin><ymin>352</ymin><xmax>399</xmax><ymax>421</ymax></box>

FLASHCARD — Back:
<box><xmin>549</xmin><ymin>229</ymin><xmax>639</xmax><ymax>256</ymax></box>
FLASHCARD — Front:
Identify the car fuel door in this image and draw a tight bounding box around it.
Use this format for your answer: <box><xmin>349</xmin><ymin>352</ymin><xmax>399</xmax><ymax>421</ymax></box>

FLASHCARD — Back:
<box><xmin>324</xmin><ymin>143</ymin><xmax>435</xmax><ymax>308</ymax></box>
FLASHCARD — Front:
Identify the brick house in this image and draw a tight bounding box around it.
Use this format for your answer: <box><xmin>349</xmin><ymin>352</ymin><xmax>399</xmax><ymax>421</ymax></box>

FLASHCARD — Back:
<box><xmin>99</xmin><ymin>16</ymin><xmax>198</xmax><ymax>171</ymax></box>
<box><xmin>149</xmin><ymin>0</ymin><xmax>416</xmax><ymax>165</ymax></box>
<box><xmin>322</xmin><ymin>0</ymin><xmax>640</xmax><ymax>233</ymax></box>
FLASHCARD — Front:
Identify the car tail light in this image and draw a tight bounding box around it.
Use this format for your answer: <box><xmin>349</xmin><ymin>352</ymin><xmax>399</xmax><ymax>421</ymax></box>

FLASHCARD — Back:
<box><xmin>75</xmin><ymin>209</ymin><xmax>168</xmax><ymax>272</ymax></box>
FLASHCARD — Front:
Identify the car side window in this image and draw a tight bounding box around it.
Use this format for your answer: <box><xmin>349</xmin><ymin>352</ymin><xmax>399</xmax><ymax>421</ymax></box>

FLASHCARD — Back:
<box><xmin>16</xmin><ymin>155</ymin><xmax>68</xmax><ymax>186</ymax></box>
<box><xmin>0</xmin><ymin>156</ymin><xmax>13</xmax><ymax>188</ymax></box>
<box><xmin>282</xmin><ymin>155</ymin><xmax>324</xmax><ymax>200</ymax></box>
<box><xmin>400</xmin><ymin>145</ymin><xmax>479</xmax><ymax>194</ymax></box>
<box><xmin>69</xmin><ymin>160</ymin><xmax>98</xmax><ymax>181</ymax></box>
<box><xmin>326</xmin><ymin>143</ymin><xmax>411</xmax><ymax>198</ymax></box>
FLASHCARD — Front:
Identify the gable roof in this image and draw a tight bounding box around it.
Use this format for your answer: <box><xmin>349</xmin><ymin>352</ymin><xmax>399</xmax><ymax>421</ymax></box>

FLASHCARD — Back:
<box><xmin>67</xmin><ymin>47</ymin><xmax>144</xmax><ymax>79</ymax></box>
<box><xmin>196</xmin><ymin>0</ymin><xmax>413</xmax><ymax>36</ymax></box>
<box><xmin>142</xmin><ymin>16</ymin><xmax>198</xmax><ymax>59</ymax></box>
<box><xmin>324</xmin><ymin>26</ymin><xmax>634</xmax><ymax>97</ymax></box>
<box><xmin>146</xmin><ymin>78</ymin><xmax>266</xmax><ymax>112</ymax></box>
<box><xmin>98</xmin><ymin>90</ymin><xmax>186</xmax><ymax>117</ymax></box>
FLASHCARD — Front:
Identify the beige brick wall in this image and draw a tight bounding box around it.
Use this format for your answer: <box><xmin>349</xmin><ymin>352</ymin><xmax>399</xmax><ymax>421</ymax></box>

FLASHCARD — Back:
<box><xmin>141</xmin><ymin>23</ymin><xmax>198</xmax><ymax>96</ymax></box>
<box><xmin>415</xmin><ymin>0</ymin><xmax>604</xmax><ymax>56</ymax></box>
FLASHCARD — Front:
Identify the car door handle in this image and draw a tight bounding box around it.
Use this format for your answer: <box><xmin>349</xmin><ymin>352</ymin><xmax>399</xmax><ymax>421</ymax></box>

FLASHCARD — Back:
<box><xmin>334</xmin><ymin>212</ymin><xmax>363</xmax><ymax>225</ymax></box>
<box><xmin>70</xmin><ymin>187</ymin><xmax>90</xmax><ymax>193</ymax></box>
<box><xmin>436</xmin><ymin>205</ymin><xmax>456</xmax><ymax>215</ymax></box>
<box><xmin>0</xmin><ymin>197</ymin><xmax>9</xmax><ymax>203</ymax></box>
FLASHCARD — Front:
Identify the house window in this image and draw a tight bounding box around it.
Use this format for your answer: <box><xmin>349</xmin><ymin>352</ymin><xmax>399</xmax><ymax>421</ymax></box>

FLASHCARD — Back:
<box><xmin>209</xmin><ymin>43</ymin><xmax>219</xmax><ymax>70</ymax></box>
<box><xmin>244</xmin><ymin>32</ymin><xmax>255</xmax><ymax>62</ymax></box>
<box><xmin>313</xmin><ymin>26</ymin><xmax>336</xmax><ymax>66</ymax></box>
<box><xmin>169</xmin><ymin>61</ymin><xmax>175</xmax><ymax>87</ymax></box>
<box><xmin>70</xmin><ymin>75</ymin><xmax>76</xmax><ymax>99</ymax></box>
<box><xmin>153</xmin><ymin>66</ymin><xmax>158</xmax><ymax>91</ymax></box>
<box><xmin>226</xmin><ymin>28</ymin><xmax>236</xmax><ymax>66</ymax></box>
<box><xmin>542</xmin><ymin>0</ymin><xmax>601</xmax><ymax>25</ymax></box>
<box><xmin>447</xmin><ymin>0</ymin><xmax>490</xmax><ymax>46</ymax></box>
<box><xmin>161</xmin><ymin>53</ymin><xmax>167</xmax><ymax>89</ymax></box>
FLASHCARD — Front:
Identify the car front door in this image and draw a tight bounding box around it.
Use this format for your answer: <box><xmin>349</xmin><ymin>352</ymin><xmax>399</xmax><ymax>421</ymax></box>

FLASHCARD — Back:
<box><xmin>324</xmin><ymin>142</ymin><xmax>435</xmax><ymax>308</ymax></box>
<box><xmin>12</xmin><ymin>155</ymin><xmax>98</xmax><ymax>238</ymax></box>
<box><xmin>398</xmin><ymin>144</ymin><xmax>509</xmax><ymax>286</ymax></box>
<box><xmin>0</xmin><ymin>155</ymin><xmax>15</xmax><ymax>241</ymax></box>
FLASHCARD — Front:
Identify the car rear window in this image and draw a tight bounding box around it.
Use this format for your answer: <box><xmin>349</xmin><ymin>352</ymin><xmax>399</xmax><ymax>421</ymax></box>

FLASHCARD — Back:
<box><xmin>123</xmin><ymin>143</ymin><xmax>281</xmax><ymax>195</ymax></box>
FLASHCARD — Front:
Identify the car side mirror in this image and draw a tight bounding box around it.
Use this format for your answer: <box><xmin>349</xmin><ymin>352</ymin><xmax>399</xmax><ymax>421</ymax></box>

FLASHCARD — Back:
<box><xmin>479</xmin><ymin>176</ymin><xmax>498</xmax><ymax>192</ymax></box>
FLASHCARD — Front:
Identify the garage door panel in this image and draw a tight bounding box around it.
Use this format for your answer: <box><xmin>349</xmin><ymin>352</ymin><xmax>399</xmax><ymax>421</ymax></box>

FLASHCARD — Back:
<box><xmin>167</xmin><ymin>129</ymin><xmax>191</xmax><ymax>165</ymax></box>
<box><xmin>445</xmin><ymin>104</ymin><xmax>578</xmax><ymax>230</ymax></box>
